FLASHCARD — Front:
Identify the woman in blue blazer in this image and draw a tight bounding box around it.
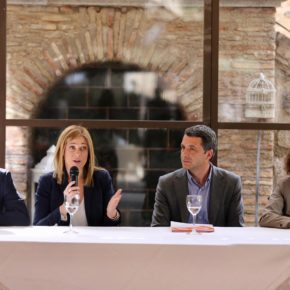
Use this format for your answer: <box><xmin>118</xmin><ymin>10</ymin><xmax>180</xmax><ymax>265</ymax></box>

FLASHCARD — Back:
<box><xmin>33</xmin><ymin>125</ymin><xmax>122</xmax><ymax>226</ymax></box>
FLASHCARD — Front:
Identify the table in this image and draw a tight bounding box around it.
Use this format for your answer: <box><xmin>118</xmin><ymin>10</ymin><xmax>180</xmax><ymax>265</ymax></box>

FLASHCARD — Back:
<box><xmin>0</xmin><ymin>226</ymin><xmax>289</xmax><ymax>290</ymax></box>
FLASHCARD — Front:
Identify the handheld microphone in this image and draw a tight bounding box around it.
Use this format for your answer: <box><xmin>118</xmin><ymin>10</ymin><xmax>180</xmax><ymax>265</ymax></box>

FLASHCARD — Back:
<box><xmin>70</xmin><ymin>166</ymin><xmax>79</xmax><ymax>186</ymax></box>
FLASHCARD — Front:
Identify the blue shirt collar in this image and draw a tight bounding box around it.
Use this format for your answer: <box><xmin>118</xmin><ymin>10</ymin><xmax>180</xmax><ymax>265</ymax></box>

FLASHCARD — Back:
<box><xmin>186</xmin><ymin>164</ymin><xmax>213</xmax><ymax>188</ymax></box>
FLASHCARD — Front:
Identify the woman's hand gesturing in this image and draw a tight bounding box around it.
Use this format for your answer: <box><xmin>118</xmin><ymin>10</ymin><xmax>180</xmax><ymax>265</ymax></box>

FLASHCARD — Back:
<box><xmin>106</xmin><ymin>189</ymin><xmax>122</xmax><ymax>220</ymax></box>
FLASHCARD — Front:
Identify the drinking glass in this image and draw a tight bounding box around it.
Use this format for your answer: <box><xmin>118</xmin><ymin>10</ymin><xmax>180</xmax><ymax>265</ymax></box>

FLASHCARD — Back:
<box><xmin>186</xmin><ymin>194</ymin><xmax>202</xmax><ymax>226</ymax></box>
<box><xmin>64</xmin><ymin>193</ymin><xmax>80</xmax><ymax>233</ymax></box>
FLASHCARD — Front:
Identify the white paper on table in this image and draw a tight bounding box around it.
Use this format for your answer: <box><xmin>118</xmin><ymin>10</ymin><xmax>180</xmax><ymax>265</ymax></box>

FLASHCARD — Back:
<box><xmin>170</xmin><ymin>221</ymin><xmax>194</xmax><ymax>232</ymax></box>
<box><xmin>170</xmin><ymin>221</ymin><xmax>214</xmax><ymax>233</ymax></box>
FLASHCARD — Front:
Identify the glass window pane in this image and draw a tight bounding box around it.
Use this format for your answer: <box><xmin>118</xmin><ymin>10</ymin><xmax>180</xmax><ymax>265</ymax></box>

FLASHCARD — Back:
<box><xmin>217</xmin><ymin>129</ymin><xmax>288</xmax><ymax>226</ymax></box>
<box><xmin>6</xmin><ymin>2</ymin><xmax>204</xmax><ymax>121</ymax></box>
<box><xmin>218</xmin><ymin>3</ymin><xmax>290</xmax><ymax>123</ymax></box>
<box><xmin>9</xmin><ymin>126</ymin><xmax>290</xmax><ymax>227</ymax></box>
<box><xmin>6</xmin><ymin>126</ymin><xmax>184</xmax><ymax>226</ymax></box>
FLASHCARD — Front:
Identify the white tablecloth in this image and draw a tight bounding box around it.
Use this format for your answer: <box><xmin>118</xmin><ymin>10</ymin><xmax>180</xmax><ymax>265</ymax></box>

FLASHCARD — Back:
<box><xmin>0</xmin><ymin>226</ymin><xmax>289</xmax><ymax>290</ymax></box>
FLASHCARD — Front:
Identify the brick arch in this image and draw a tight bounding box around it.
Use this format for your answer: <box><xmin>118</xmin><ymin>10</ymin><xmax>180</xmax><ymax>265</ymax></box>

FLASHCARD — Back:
<box><xmin>7</xmin><ymin>6</ymin><xmax>202</xmax><ymax>120</ymax></box>
<box><xmin>6</xmin><ymin>6</ymin><xmax>203</xmax><ymax>203</ymax></box>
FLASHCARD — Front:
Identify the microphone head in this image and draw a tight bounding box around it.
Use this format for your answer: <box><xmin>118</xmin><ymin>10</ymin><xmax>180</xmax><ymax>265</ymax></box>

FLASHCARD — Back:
<box><xmin>70</xmin><ymin>166</ymin><xmax>79</xmax><ymax>185</ymax></box>
<box><xmin>70</xmin><ymin>166</ymin><xmax>79</xmax><ymax>176</ymax></box>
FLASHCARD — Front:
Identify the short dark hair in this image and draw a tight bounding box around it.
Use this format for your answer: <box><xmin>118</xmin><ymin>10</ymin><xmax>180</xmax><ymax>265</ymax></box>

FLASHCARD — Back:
<box><xmin>184</xmin><ymin>125</ymin><xmax>217</xmax><ymax>154</ymax></box>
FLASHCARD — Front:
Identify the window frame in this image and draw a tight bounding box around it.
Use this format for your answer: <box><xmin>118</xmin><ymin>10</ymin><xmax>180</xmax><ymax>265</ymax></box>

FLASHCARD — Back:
<box><xmin>2</xmin><ymin>0</ymin><xmax>288</xmax><ymax>169</ymax></box>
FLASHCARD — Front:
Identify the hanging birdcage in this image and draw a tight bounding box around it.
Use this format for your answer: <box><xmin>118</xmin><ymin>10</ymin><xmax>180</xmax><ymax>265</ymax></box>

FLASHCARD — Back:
<box><xmin>245</xmin><ymin>73</ymin><xmax>276</xmax><ymax>119</ymax></box>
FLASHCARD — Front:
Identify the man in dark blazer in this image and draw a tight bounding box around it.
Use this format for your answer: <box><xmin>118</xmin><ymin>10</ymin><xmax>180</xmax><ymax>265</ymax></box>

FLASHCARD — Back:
<box><xmin>0</xmin><ymin>168</ymin><xmax>30</xmax><ymax>226</ymax></box>
<box><xmin>151</xmin><ymin>125</ymin><xmax>244</xmax><ymax>227</ymax></box>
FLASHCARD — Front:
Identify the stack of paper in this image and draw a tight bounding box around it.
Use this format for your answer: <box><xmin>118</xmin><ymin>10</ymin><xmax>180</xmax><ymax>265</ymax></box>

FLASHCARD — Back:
<box><xmin>170</xmin><ymin>221</ymin><xmax>214</xmax><ymax>233</ymax></box>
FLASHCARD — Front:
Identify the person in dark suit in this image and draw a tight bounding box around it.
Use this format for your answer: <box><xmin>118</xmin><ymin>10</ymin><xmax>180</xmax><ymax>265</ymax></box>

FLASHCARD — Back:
<box><xmin>151</xmin><ymin>125</ymin><xmax>244</xmax><ymax>227</ymax></box>
<box><xmin>0</xmin><ymin>168</ymin><xmax>30</xmax><ymax>226</ymax></box>
<box><xmin>33</xmin><ymin>125</ymin><xmax>122</xmax><ymax>226</ymax></box>
<box><xmin>259</xmin><ymin>150</ymin><xmax>290</xmax><ymax>229</ymax></box>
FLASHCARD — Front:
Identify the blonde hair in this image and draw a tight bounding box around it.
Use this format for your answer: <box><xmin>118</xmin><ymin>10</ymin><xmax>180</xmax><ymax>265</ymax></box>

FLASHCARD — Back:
<box><xmin>53</xmin><ymin>125</ymin><xmax>98</xmax><ymax>185</ymax></box>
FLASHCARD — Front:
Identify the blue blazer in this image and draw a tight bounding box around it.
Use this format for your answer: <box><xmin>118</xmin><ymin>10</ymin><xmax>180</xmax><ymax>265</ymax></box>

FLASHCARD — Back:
<box><xmin>151</xmin><ymin>166</ymin><xmax>244</xmax><ymax>227</ymax></box>
<box><xmin>0</xmin><ymin>169</ymin><xmax>30</xmax><ymax>226</ymax></box>
<box><xmin>33</xmin><ymin>169</ymin><xmax>120</xmax><ymax>226</ymax></box>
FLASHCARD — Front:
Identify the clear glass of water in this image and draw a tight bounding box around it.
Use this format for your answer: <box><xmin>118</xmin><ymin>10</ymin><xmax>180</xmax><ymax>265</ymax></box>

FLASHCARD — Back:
<box><xmin>186</xmin><ymin>194</ymin><xmax>202</xmax><ymax>226</ymax></box>
<box><xmin>64</xmin><ymin>193</ymin><xmax>80</xmax><ymax>233</ymax></box>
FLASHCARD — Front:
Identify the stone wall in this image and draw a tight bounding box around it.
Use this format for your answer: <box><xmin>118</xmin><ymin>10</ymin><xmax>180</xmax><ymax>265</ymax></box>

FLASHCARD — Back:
<box><xmin>274</xmin><ymin>32</ymin><xmax>290</xmax><ymax>184</ymax></box>
<box><xmin>218</xmin><ymin>130</ymin><xmax>274</xmax><ymax>224</ymax></box>
<box><xmin>6</xmin><ymin>1</ymin><xmax>284</xmax><ymax>225</ymax></box>
<box><xmin>219</xmin><ymin>7</ymin><xmax>277</xmax><ymax>122</ymax></box>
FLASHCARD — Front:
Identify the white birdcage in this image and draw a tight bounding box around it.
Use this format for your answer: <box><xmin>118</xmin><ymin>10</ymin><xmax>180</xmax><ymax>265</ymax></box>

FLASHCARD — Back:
<box><xmin>245</xmin><ymin>73</ymin><xmax>276</xmax><ymax>119</ymax></box>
